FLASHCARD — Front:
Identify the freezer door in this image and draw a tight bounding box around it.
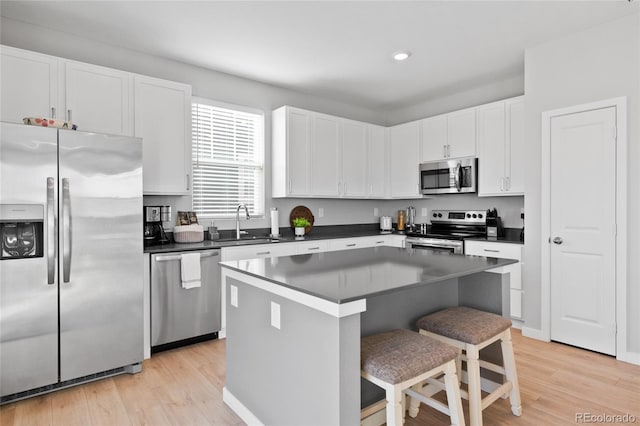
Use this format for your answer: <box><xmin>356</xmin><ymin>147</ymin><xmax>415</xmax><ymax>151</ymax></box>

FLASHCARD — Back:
<box><xmin>0</xmin><ymin>123</ymin><xmax>59</xmax><ymax>396</ymax></box>
<box><xmin>58</xmin><ymin>130</ymin><xmax>143</xmax><ymax>381</ymax></box>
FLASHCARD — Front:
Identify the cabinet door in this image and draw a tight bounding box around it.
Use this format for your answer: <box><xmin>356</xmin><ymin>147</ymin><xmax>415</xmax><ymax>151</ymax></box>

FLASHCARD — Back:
<box><xmin>287</xmin><ymin>109</ymin><xmax>311</xmax><ymax>196</ymax></box>
<box><xmin>421</xmin><ymin>115</ymin><xmax>448</xmax><ymax>162</ymax></box>
<box><xmin>389</xmin><ymin>121</ymin><xmax>421</xmax><ymax>198</ymax></box>
<box><xmin>476</xmin><ymin>101</ymin><xmax>506</xmax><ymax>196</ymax></box>
<box><xmin>310</xmin><ymin>114</ymin><xmax>340</xmax><ymax>196</ymax></box>
<box><xmin>135</xmin><ymin>75</ymin><xmax>191</xmax><ymax>195</ymax></box>
<box><xmin>65</xmin><ymin>61</ymin><xmax>132</xmax><ymax>135</ymax></box>
<box><xmin>1</xmin><ymin>46</ymin><xmax>59</xmax><ymax>124</ymax></box>
<box><xmin>506</xmin><ymin>97</ymin><xmax>525</xmax><ymax>194</ymax></box>
<box><xmin>447</xmin><ymin>108</ymin><xmax>476</xmax><ymax>158</ymax></box>
<box><xmin>341</xmin><ymin>119</ymin><xmax>367</xmax><ymax>197</ymax></box>
<box><xmin>367</xmin><ymin>125</ymin><xmax>386</xmax><ymax>197</ymax></box>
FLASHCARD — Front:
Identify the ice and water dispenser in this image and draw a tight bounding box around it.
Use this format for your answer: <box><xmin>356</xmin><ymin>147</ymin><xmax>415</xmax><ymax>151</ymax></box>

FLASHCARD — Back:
<box><xmin>0</xmin><ymin>205</ymin><xmax>44</xmax><ymax>259</ymax></box>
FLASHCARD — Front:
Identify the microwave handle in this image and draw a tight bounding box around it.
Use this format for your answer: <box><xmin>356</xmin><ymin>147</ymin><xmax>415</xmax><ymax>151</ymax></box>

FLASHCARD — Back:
<box><xmin>455</xmin><ymin>162</ymin><xmax>462</xmax><ymax>192</ymax></box>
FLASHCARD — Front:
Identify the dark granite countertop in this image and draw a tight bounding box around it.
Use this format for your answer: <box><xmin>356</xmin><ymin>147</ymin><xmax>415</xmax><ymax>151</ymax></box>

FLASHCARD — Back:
<box><xmin>220</xmin><ymin>246</ymin><xmax>516</xmax><ymax>303</ymax></box>
<box><xmin>464</xmin><ymin>228</ymin><xmax>524</xmax><ymax>245</ymax></box>
<box><xmin>144</xmin><ymin>223</ymin><xmax>403</xmax><ymax>253</ymax></box>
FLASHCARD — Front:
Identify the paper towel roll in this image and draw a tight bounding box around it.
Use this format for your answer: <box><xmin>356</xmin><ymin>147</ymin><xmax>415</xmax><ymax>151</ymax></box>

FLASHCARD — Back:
<box><xmin>270</xmin><ymin>208</ymin><xmax>280</xmax><ymax>237</ymax></box>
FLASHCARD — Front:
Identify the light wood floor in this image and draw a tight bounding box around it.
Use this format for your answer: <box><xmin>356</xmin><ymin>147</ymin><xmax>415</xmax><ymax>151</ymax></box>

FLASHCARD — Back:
<box><xmin>1</xmin><ymin>329</ymin><xmax>639</xmax><ymax>426</ymax></box>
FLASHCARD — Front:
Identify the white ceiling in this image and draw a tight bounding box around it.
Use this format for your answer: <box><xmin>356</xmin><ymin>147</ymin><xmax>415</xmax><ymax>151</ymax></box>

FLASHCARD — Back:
<box><xmin>1</xmin><ymin>1</ymin><xmax>637</xmax><ymax>111</ymax></box>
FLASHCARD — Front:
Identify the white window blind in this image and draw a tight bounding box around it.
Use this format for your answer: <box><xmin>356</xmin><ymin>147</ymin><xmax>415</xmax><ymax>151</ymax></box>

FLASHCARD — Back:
<box><xmin>192</xmin><ymin>99</ymin><xmax>264</xmax><ymax>218</ymax></box>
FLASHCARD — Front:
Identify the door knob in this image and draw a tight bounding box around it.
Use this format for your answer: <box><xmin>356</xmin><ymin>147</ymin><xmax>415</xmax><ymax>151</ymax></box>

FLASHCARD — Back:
<box><xmin>552</xmin><ymin>237</ymin><xmax>563</xmax><ymax>245</ymax></box>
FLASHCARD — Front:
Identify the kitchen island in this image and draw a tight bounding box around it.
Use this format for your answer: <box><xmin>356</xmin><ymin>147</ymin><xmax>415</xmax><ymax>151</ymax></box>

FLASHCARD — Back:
<box><xmin>220</xmin><ymin>246</ymin><xmax>516</xmax><ymax>426</ymax></box>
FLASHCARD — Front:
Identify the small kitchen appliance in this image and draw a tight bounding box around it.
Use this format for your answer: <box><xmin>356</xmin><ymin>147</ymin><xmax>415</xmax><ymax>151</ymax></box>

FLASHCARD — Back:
<box><xmin>405</xmin><ymin>210</ymin><xmax>487</xmax><ymax>254</ymax></box>
<box><xmin>144</xmin><ymin>206</ymin><xmax>171</xmax><ymax>246</ymax></box>
<box><xmin>380</xmin><ymin>216</ymin><xmax>392</xmax><ymax>233</ymax></box>
<box><xmin>486</xmin><ymin>208</ymin><xmax>504</xmax><ymax>239</ymax></box>
<box><xmin>406</xmin><ymin>206</ymin><xmax>416</xmax><ymax>232</ymax></box>
<box><xmin>397</xmin><ymin>210</ymin><xmax>406</xmax><ymax>232</ymax></box>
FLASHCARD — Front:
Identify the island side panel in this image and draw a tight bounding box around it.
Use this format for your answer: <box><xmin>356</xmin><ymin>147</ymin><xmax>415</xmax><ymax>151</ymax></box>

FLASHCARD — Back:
<box><xmin>224</xmin><ymin>276</ymin><xmax>361</xmax><ymax>426</ymax></box>
<box><xmin>458</xmin><ymin>270</ymin><xmax>510</xmax><ymax>317</ymax></box>
<box><xmin>360</xmin><ymin>278</ymin><xmax>459</xmax><ymax>408</ymax></box>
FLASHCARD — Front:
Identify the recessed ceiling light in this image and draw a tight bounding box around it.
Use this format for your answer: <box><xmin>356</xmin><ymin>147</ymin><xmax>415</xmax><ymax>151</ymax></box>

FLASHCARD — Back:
<box><xmin>393</xmin><ymin>51</ymin><xmax>411</xmax><ymax>61</ymax></box>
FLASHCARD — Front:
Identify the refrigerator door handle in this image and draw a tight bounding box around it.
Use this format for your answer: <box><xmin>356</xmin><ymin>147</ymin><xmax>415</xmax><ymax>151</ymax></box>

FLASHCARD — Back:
<box><xmin>47</xmin><ymin>177</ymin><xmax>56</xmax><ymax>284</ymax></box>
<box><xmin>62</xmin><ymin>178</ymin><xmax>72</xmax><ymax>283</ymax></box>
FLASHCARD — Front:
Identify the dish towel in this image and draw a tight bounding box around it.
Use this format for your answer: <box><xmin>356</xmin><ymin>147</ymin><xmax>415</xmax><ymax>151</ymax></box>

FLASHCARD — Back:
<box><xmin>180</xmin><ymin>253</ymin><xmax>201</xmax><ymax>289</ymax></box>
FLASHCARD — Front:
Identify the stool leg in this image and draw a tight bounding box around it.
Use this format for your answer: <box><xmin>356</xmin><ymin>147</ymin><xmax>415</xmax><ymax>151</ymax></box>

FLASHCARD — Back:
<box><xmin>456</xmin><ymin>353</ymin><xmax>462</xmax><ymax>386</ymax></box>
<box><xmin>408</xmin><ymin>383</ymin><xmax>422</xmax><ymax>418</ymax></box>
<box><xmin>443</xmin><ymin>360</ymin><xmax>466</xmax><ymax>426</ymax></box>
<box><xmin>500</xmin><ymin>329</ymin><xmax>522</xmax><ymax>416</ymax></box>
<box><xmin>386</xmin><ymin>384</ymin><xmax>404</xmax><ymax>426</ymax></box>
<box><xmin>466</xmin><ymin>345</ymin><xmax>482</xmax><ymax>426</ymax></box>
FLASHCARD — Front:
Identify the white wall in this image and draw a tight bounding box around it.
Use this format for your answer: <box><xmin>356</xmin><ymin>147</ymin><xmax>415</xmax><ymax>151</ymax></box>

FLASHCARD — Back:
<box><xmin>523</xmin><ymin>14</ymin><xmax>640</xmax><ymax>353</ymax></box>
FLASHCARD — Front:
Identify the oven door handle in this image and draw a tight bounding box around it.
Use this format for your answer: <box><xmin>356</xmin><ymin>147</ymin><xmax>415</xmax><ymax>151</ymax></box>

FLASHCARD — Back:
<box><xmin>413</xmin><ymin>243</ymin><xmax>460</xmax><ymax>250</ymax></box>
<box><xmin>455</xmin><ymin>162</ymin><xmax>462</xmax><ymax>192</ymax></box>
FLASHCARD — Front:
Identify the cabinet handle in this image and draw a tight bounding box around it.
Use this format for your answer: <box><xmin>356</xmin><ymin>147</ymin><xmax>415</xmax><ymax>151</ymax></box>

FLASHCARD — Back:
<box><xmin>447</xmin><ymin>145</ymin><xmax>451</xmax><ymax>157</ymax></box>
<box><xmin>67</xmin><ymin>109</ymin><xmax>72</xmax><ymax>122</ymax></box>
<box><xmin>376</xmin><ymin>240</ymin><xmax>384</xmax><ymax>244</ymax></box>
<box><xmin>51</xmin><ymin>107</ymin><xmax>56</xmax><ymax>119</ymax></box>
<box><xmin>186</xmin><ymin>173</ymin><xmax>190</xmax><ymax>190</ymax></box>
<box><xmin>256</xmin><ymin>251</ymin><xmax>271</xmax><ymax>255</ymax></box>
<box><xmin>443</xmin><ymin>145</ymin><xmax>447</xmax><ymax>157</ymax></box>
<box><xmin>505</xmin><ymin>177</ymin><xmax>510</xmax><ymax>191</ymax></box>
<box><xmin>500</xmin><ymin>177</ymin><xmax>504</xmax><ymax>191</ymax></box>
<box><xmin>289</xmin><ymin>179</ymin><xmax>292</xmax><ymax>194</ymax></box>
<box><xmin>307</xmin><ymin>246</ymin><xmax>320</xmax><ymax>251</ymax></box>
<box><xmin>483</xmin><ymin>249</ymin><xmax>500</xmax><ymax>253</ymax></box>
<box><xmin>346</xmin><ymin>243</ymin><xmax>356</xmax><ymax>247</ymax></box>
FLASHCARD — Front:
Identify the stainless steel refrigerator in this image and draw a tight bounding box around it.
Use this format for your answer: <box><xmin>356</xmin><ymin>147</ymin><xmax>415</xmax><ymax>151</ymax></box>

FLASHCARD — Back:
<box><xmin>0</xmin><ymin>122</ymin><xmax>143</xmax><ymax>401</ymax></box>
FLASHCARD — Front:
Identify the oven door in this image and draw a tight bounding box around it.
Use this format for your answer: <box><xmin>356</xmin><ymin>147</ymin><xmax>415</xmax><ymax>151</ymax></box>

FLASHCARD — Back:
<box><xmin>406</xmin><ymin>237</ymin><xmax>464</xmax><ymax>254</ymax></box>
<box><xmin>420</xmin><ymin>158</ymin><xmax>477</xmax><ymax>195</ymax></box>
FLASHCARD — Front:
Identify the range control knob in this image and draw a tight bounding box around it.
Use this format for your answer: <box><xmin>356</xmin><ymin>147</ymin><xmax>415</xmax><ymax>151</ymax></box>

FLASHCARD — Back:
<box><xmin>433</xmin><ymin>213</ymin><xmax>437</xmax><ymax>218</ymax></box>
<box><xmin>466</xmin><ymin>213</ymin><xmax>471</xmax><ymax>218</ymax></box>
<box><xmin>478</xmin><ymin>213</ymin><xmax>483</xmax><ymax>219</ymax></box>
<box><xmin>472</xmin><ymin>214</ymin><xmax>477</xmax><ymax>218</ymax></box>
<box><xmin>438</xmin><ymin>213</ymin><xmax>443</xmax><ymax>218</ymax></box>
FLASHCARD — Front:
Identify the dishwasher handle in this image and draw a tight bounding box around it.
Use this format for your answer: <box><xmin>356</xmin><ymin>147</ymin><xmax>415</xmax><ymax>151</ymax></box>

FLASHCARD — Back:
<box><xmin>154</xmin><ymin>251</ymin><xmax>219</xmax><ymax>262</ymax></box>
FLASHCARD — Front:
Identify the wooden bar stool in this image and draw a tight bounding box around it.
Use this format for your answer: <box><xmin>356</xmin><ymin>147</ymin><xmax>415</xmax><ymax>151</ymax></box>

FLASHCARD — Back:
<box><xmin>416</xmin><ymin>307</ymin><xmax>522</xmax><ymax>426</ymax></box>
<box><xmin>360</xmin><ymin>329</ymin><xmax>465</xmax><ymax>426</ymax></box>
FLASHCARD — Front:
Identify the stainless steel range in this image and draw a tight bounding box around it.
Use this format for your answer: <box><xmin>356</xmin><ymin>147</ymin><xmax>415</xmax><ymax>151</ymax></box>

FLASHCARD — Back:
<box><xmin>406</xmin><ymin>210</ymin><xmax>486</xmax><ymax>254</ymax></box>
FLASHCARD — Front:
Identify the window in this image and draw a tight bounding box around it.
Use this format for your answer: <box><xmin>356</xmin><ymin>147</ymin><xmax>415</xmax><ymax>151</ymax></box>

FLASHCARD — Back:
<box><xmin>192</xmin><ymin>98</ymin><xmax>264</xmax><ymax>218</ymax></box>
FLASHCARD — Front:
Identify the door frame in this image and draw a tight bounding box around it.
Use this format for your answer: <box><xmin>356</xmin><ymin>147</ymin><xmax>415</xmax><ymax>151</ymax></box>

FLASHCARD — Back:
<box><xmin>540</xmin><ymin>97</ymin><xmax>630</xmax><ymax>362</ymax></box>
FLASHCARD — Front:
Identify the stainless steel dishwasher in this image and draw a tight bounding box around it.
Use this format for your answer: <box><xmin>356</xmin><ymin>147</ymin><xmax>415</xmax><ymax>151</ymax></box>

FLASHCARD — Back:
<box><xmin>150</xmin><ymin>249</ymin><xmax>221</xmax><ymax>352</ymax></box>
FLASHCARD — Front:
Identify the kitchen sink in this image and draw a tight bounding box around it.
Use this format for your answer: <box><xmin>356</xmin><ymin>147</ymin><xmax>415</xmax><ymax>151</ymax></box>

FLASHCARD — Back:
<box><xmin>215</xmin><ymin>237</ymin><xmax>280</xmax><ymax>247</ymax></box>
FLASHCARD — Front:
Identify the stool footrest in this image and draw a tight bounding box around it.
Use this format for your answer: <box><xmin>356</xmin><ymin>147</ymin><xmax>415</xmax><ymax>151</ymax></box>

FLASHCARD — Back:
<box><xmin>405</xmin><ymin>387</ymin><xmax>450</xmax><ymax>417</ymax></box>
<box><xmin>482</xmin><ymin>382</ymin><xmax>513</xmax><ymax>410</ymax></box>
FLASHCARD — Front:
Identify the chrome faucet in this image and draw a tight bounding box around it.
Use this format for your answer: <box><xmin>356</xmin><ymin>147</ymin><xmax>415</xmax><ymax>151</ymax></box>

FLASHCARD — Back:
<box><xmin>236</xmin><ymin>204</ymin><xmax>250</xmax><ymax>239</ymax></box>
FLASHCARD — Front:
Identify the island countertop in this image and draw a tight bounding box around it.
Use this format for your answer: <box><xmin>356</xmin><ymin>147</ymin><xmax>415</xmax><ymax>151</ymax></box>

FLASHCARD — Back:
<box><xmin>220</xmin><ymin>246</ymin><xmax>517</xmax><ymax>304</ymax></box>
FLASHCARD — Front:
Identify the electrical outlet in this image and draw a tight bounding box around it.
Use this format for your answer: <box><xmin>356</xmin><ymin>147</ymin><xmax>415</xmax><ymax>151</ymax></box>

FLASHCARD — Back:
<box><xmin>374</xmin><ymin>207</ymin><xmax>379</xmax><ymax>217</ymax></box>
<box><xmin>230</xmin><ymin>285</ymin><xmax>238</xmax><ymax>308</ymax></box>
<box><xmin>271</xmin><ymin>302</ymin><xmax>281</xmax><ymax>329</ymax></box>
<box><xmin>318</xmin><ymin>208</ymin><xmax>324</xmax><ymax>218</ymax></box>
<box><xmin>421</xmin><ymin>208</ymin><xmax>428</xmax><ymax>217</ymax></box>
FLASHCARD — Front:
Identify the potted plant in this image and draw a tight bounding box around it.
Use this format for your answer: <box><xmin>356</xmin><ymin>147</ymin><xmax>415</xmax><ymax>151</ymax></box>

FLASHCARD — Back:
<box><xmin>292</xmin><ymin>217</ymin><xmax>311</xmax><ymax>239</ymax></box>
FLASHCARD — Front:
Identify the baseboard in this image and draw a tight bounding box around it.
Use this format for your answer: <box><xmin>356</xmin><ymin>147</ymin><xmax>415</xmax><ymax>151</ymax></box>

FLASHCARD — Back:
<box><xmin>511</xmin><ymin>319</ymin><xmax>523</xmax><ymax>330</ymax></box>
<box><xmin>617</xmin><ymin>351</ymin><xmax>640</xmax><ymax>366</ymax></box>
<box><xmin>222</xmin><ymin>387</ymin><xmax>264</xmax><ymax>426</ymax></box>
<box><xmin>521</xmin><ymin>326</ymin><xmax>549</xmax><ymax>341</ymax></box>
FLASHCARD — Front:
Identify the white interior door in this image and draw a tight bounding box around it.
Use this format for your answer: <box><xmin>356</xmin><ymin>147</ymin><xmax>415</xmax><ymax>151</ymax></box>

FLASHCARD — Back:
<box><xmin>549</xmin><ymin>106</ymin><xmax>616</xmax><ymax>355</ymax></box>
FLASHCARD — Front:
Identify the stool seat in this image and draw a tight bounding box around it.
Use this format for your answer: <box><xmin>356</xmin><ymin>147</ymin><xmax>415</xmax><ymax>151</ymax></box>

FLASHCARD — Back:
<box><xmin>361</xmin><ymin>329</ymin><xmax>459</xmax><ymax>384</ymax></box>
<box><xmin>416</xmin><ymin>306</ymin><xmax>511</xmax><ymax>345</ymax></box>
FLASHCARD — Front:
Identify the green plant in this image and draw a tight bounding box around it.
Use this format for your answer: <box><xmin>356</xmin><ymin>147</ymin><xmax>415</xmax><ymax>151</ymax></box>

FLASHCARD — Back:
<box><xmin>292</xmin><ymin>217</ymin><xmax>311</xmax><ymax>228</ymax></box>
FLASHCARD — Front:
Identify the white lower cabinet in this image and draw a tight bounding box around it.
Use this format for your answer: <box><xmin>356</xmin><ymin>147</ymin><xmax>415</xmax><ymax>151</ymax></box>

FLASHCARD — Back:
<box><xmin>464</xmin><ymin>240</ymin><xmax>523</xmax><ymax>319</ymax></box>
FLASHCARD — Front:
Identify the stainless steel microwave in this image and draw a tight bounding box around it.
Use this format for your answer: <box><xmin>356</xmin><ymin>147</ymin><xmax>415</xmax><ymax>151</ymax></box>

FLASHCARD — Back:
<box><xmin>419</xmin><ymin>157</ymin><xmax>477</xmax><ymax>195</ymax></box>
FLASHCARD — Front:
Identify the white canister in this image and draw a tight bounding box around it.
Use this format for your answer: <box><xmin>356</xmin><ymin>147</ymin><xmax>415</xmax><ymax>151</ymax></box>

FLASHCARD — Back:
<box><xmin>380</xmin><ymin>216</ymin><xmax>392</xmax><ymax>231</ymax></box>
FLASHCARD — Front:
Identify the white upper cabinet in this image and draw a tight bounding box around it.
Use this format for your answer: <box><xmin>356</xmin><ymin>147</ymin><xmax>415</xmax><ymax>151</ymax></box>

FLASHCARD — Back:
<box><xmin>421</xmin><ymin>107</ymin><xmax>476</xmax><ymax>162</ymax></box>
<box><xmin>272</xmin><ymin>106</ymin><xmax>311</xmax><ymax>197</ymax></box>
<box><xmin>310</xmin><ymin>113</ymin><xmax>341</xmax><ymax>197</ymax></box>
<box><xmin>389</xmin><ymin>120</ymin><xmax>421</xmax><ymax>198</ymax></box>
<box><xmin>421</xmin><ymin>115</ymin><xmax>448</xmax><ymax>162</ymax></box>
<box><xmin>506</xmin><ymin>97</ymin><xmax>525</xmax><ymax>194</ymax></box>
<box><xmin>135</xmin><ymin>75</ymin><xmax>192</xmax><ymax>195</ymax></box>
<box><xmin>367</xmin><ymin>124</ymin><xmax>386</xmax><ymax>197</ymax></box>
<box><xmin>272</xmin><ymin>106</ymin><xmax>389</xmax><ymax>199</ymax></box>
<box><xmin>477</xmin><ymin>96</ymin><xmax>524</xmax><ymax>196</ymax></box>
<box><xmin>0</xmin><ymin>46</ymin><xmax>59</xmax><ymax>124</ymax></box>
<box><xmin>65</xmin><ymin>61</ymin><xmax>133</xmax><ymax>136</ymax></box>
<box><xmin>341</xmin><ymin>119</ymin><xmax>368</xmax><ymax>197</ymax></box>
